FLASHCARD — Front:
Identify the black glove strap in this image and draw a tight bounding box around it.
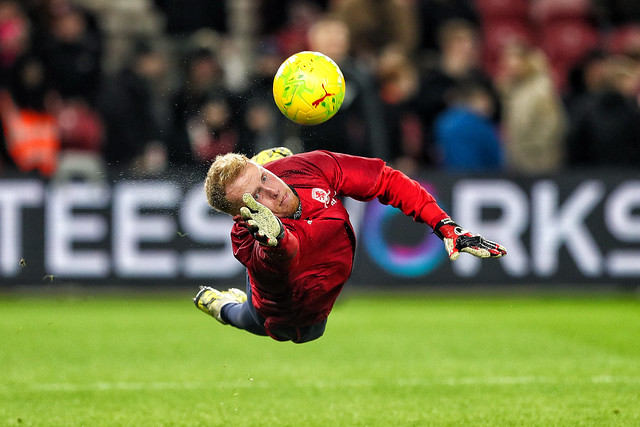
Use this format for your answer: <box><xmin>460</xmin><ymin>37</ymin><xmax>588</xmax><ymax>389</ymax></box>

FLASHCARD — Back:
<box><xmin>433</xmin><ymin>218</ymin><xmax>458</xmax><ymax>240</ymax></box>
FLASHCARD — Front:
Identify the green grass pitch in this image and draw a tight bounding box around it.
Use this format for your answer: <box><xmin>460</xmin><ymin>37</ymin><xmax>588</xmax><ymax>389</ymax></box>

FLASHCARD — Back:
<box><xmin>1</xmin><ymin>292</ymin><xmax>639</xmax><ymax>426</ymax></box>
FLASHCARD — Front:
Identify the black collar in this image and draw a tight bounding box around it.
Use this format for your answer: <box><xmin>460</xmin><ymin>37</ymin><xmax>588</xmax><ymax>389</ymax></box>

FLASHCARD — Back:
<box><xmin>288</xmin><ymin>185</ymin><xmax>302</xmax><ymax>220</ymax></box>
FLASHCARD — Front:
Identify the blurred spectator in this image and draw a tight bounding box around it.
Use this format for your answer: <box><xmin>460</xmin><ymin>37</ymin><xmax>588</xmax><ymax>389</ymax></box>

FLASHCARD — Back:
<box><xmin>237</xmin><ymin>39</ymin><xmax>291</xmax><ymax>156</ymax></box>
<box><xmin>380</xmin><ymin>19</ymin><xmax>499</xmax><ymax>173</ymax></box>
<box><xmin>422</xmin><ymin>19</ymin><xmax>500</xmax><ymax>122</ymax></box>
<box><xmin>0</xmin><ymin>53</ymin><xmax>59</xmax><ymax>176</ymax></box>
<box><xmin>50</xmin><ymin>93</ymin><xmax>105</xmax><ymax>182</ymax></box>
<box><xmin>332</xmin><ymin>0</ymin><xmax>419</xmax><ymax>64</ymax></box>
<box><xmin>22</xmin><ymin>0</ymin><xmax>104</xmax><ymax>176</ymax></box>
<box><xmin>32</xmin><ymin>0</ymin><xmax>103</xmax><ymax>104</ymax></box>
<box><xmin>238</xmin><ymin>91</ymin><xmax>284</xmax><ymax>157</ymax></box>
<box><xmin>434</xmin><ymin>78</ymin><xmax>504</xmax><ymax>171</ymax></box>
<box><xmin>167</xmin><ymin>47</ymin><xmax>226</xmax><ymax>165</ymax></box>
<box><xmin>592</xmin><ymin>0</ymin><xmax>640</xmax><ymax>27</ymax></box>
<box><xmin>377</xmin><ymin>49</ymin><xmax>422</xmax><ymax>173</ymax></box>
<box><xmin>0</xmin><ymin>0</ymin><xmax>31</xmax><ymax>88</ymax></box>
<box><xmin>564</xmin><ymin>49</ymin><xmax>609</xmax><ymax>126</ymax></box>
<box><xmin>175</xmin><ymin>47</ymin><xmax>225</xmax><ymax>121</ymax></box>
<box><xmin>185</xmin><ymin>90</ymin><xmax>239</xmax><ymax>165</ymax></box>
<box><xmin>416</xmin><ymin>0</ymin><xmax>480</xmax><ymax>57</ymax></box>
<box><xmin>606</xmin><ymin>24</ymin><xmax>640</xmax><ymax>60</ymax></box>
<box><xmin>300</xmin><ymin>15</ymin><xmax>390</xmax><ymax>160</ymax></box>
<box><xmin>567</xmin><ymin>55</ymin><xmax>640</xmax><ymax>167</ymax></box>
<box><xmin>96</xmin><ymin>41</ymin><xmax>168</xmax><ymax>175</ymax></box>
<box><xmin>259</xmin><ymin>0</ymin><xmax>329</xmax><ymax>37</ymax></box>
<box><xmin>496</xmin><ymin>40</ymin><xmax>567</xmax><ymax>175</ymax></box>
<box><xmin>152</xmin><ymin>0</ymin><xmax>228</xmax><ymax>95</ymax></box>
<box><xmin>51</xmin><ymin>95</ymin><xmax>103</xmax><ymax>154</ymax></box>
<box><xmin>272</xmin><ymin>0</ymin><xmax>323</xmax><ymax>58</ymax></box>
<box><xmin>153</xmin><ymin>0</ymin><xmax>227</xmax><ymax>37</ymax></box>
<box><xmin>243</xmin><ymin>38</ymin><xmax>283</xmax><ymax>98</ymax></box>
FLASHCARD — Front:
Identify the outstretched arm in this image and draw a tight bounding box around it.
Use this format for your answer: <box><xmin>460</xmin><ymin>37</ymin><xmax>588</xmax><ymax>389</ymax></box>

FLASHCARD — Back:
<box><xmin>326</xmin><ymin>154</ymin><xmax>507</xmax><ymax>260</ymax></box>
<box><xmin>289</xmin><ymin>151</ymin><xmax>508</xmax><ymax>261</ymax></box>
<box><xmin>370</xmin><ymin>166</ymin><xmax>507</xmax><ymax>260</ymax></box>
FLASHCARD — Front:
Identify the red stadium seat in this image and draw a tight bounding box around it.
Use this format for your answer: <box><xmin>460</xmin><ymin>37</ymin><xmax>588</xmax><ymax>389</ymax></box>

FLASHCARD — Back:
<box><xmin>606</xmin><ymin>24</ymin><xmax>640</xmax><ymax>57</ymax></box>
<box><xmin>540</xmin><ymin>22</ymin><xmax>600</xmax><ymax>66</ymax></box>
<box><xmin>475</xmin><ymin>0</ymin><xmax>529</xmax><ymax>22</ymax></box>
<box><xmin>482</xmin><ymin>19</ymin><xmax>535</xmax><ymax>61</ymax></box>
<box><xmin>481</xmin><ymin>19</ymin><xmax>536</xmax><ymax>76</ymax></box>
<box><xmin>530</xmin><ymin>0</ymin><xmax>593</xmax><ymax>25</ymax></box>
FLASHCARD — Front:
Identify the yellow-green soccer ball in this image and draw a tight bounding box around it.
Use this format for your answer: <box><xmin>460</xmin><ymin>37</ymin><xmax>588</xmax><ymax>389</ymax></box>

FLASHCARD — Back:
<box><xmin>272</xmin><ymin>51</ymin><xmax>346</xmax><ymax>125</ymax></box>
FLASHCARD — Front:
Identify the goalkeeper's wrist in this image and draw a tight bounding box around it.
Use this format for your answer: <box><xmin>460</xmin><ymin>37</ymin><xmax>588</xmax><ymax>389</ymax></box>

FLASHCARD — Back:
<box><xmin>255</xmin><ymin>217</ymin><xmax>284</xmax><ymax>247</ymax></box>
<box><xmin>274</xmin><ymin>217</ymin><xmax>285</xmax><ymax>241</ymax></box>
<box><xmin>262</xmin><ymin>224</ymin><xmax>299</xmax><ymax>262</ymax></box>
<box><xmin>433</xmin><ymin>217</ymin><xmax>458</xmax><ymax>240</ymax></box>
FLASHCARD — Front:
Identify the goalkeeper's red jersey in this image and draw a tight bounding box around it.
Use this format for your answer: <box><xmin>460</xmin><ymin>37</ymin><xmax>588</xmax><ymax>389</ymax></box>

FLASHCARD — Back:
<box><xmin>230</xmin><ymin>151</ymin><xmax>448</xmax><ymax>336</ymax></box>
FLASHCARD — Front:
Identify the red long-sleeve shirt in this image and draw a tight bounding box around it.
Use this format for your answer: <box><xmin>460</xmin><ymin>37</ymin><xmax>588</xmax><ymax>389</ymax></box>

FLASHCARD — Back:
<box><xmin>231</xmin><ymin>150</ymin><xmax>448</xmax><ymax>334</ymax></box>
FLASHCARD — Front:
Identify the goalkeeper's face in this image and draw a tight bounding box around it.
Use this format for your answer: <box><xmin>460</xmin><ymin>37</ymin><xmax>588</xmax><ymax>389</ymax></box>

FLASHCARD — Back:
<box><xmin>226</xmin><ymin>161</ymin><xmax>299</xmax><ymax>218</ymax></box>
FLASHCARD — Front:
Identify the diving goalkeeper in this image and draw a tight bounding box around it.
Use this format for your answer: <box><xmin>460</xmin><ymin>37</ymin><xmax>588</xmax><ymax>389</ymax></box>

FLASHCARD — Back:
<box><xmin>194</xmin><ymin>148</ymin><xmax>506</xmax><ymax>343</ymax></box>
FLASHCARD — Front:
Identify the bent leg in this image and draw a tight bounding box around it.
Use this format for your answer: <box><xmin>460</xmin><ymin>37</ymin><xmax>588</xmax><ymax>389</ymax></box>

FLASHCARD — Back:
<box><xmin>221</xmin><ymin>302</ymin><xmax>267</xmax><ymax>336</ymax></box>
<box><xmin>269</xmin><ymin>319</ymin><xmax>327</xmax><ymax>343</ymax></box>
<box><xmin>218</xmin><ymin>272</ymin><xmax>327</xmax><ymax>343</ymax></box>
<box><xmin>220</xmin><ymin>274</ymin><xmax>268</xmax><ymax>337</ymax></box>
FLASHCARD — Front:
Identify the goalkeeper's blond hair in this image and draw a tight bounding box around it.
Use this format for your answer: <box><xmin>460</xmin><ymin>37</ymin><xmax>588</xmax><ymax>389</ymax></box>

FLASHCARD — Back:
<box><xmin>204</xmin><ymin>153</ymin><xmax>250</xmax><ymax>214</ymax></box>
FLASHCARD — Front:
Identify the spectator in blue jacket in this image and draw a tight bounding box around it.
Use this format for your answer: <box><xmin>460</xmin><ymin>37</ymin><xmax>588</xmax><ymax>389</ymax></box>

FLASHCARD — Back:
<box><xmin>434</xmin><ymin>79</ymin><xmax>504</xmax><ymax>171</ymax></box>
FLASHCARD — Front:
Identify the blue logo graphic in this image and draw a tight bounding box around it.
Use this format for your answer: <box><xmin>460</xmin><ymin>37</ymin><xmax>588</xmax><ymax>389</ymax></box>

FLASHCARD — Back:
<box><xmin>362</xmin><ymin>182</ymin><xmax>445</xmax><ymax>277</ymax></box>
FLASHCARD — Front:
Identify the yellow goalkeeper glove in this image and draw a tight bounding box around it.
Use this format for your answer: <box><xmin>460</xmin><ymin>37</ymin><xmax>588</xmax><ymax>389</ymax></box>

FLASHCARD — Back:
<box><xmin>240</xmin><ymin>193</ymin><xmax>284</xmax><ymax>247</ymax></box>
<box><xmin>251</xmin><ymin>147</ymin><xmax>293</xmax><ymax>166</ymax></box>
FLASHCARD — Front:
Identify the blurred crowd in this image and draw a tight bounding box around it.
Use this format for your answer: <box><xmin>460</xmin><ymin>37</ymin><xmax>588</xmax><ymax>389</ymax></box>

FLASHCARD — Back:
<box><xmin>0</xmin><ymin>0</ymin><xmax>639</xmax><ymax>181</ymax></box>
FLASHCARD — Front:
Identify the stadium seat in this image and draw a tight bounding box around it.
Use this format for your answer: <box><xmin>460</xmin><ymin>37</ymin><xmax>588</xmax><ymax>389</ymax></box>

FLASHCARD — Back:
<box><xmin>530</xmin><ymin>0</ymin><xmax>593</xmax><ymax>25</ymax></box>
<box><xmin>482</xmin><ymin>19</ymin><xmax>535</xmax><ymax>54</ymax></box>
<box><xmin>475</xmin><ymin>0</ymin><xmax>529</xmax><ymax>22</ymax></box>
<box><xmin>606</xmin><ymin>24</ymin><xmax>640</xmax><ymax>57</ymax></box>
<box><xmin>540</xmin><ymin>22</ymin><xmax>600</xmax><ymax>67</ymax></box>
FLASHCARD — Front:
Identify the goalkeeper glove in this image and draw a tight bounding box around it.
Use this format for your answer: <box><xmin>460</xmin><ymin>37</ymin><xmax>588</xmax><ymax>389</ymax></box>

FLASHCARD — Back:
<box><xmin>240</xmin><ymin>193</ymin><xmax>284</xmax><ymax>247</ymax></box>
<box><xmin>434</xmin><ymin>218</ymin><xmax>507</xmax><ymax>261</ymax></box>
<box><xmin>251</xmin><ymin>146</ymin><xmax>293</xmax><ymax>166</ymax></box>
